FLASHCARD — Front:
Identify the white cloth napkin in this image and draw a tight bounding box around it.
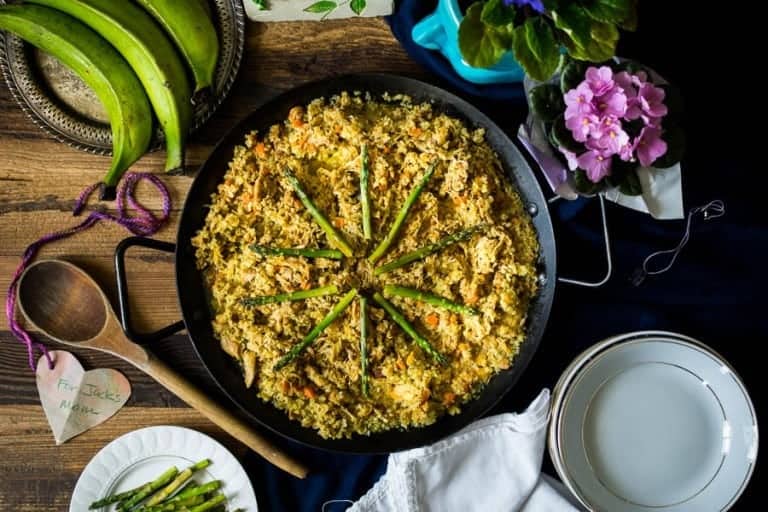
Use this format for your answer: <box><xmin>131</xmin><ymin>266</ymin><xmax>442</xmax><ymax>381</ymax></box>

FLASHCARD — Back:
<box><xmin>347</xmin><ymin>390</ymin><xmax>582</xmax><ymax>512</ymax></box>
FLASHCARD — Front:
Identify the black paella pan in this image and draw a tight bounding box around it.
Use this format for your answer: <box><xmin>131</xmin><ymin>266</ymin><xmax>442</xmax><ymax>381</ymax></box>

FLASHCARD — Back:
<box><xmin>115</xmin><ymin>74</ymin><xmax>557</xmax><ymax>453</ymax></box>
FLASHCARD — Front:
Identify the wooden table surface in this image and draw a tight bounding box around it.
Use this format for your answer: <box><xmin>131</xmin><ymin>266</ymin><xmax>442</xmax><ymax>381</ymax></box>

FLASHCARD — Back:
<box><xmin>0</xmin><ymin>17</ymin><xmax>425</xmax><ymax>510</ymax></box>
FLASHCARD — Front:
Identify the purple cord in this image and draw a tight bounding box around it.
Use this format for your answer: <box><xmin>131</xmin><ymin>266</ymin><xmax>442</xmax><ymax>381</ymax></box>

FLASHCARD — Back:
<box><xmin>5</xmin><ymin>172</ymin><xmax>172</xmax><ymax>371</ymax></box>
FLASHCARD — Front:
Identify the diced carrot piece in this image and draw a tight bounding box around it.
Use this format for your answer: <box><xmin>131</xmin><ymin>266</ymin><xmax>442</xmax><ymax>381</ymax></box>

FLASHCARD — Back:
<box><xmin>443</xmin><ymin>392</ymin><xmax>456</xmax><ymax>405</ymax></box>
<box><xmin>333</xmin><ymin>217</ymin><xmax>346</xmax><ymax>228</ymax></box>
<box><xmin>396</xmin><ymin>358</ymin><xmax>406</xmax><ymax>371</ymax></box>
<box><xmin>425</xmin><ymin>312</ymin><xmax>440</xmax><ymax>327</ymax></box>
<box><xmin>254</xmin><ymin>142</ymin><xmax>266</xmax><ymax>157</ymax></box>
<box><xmin>303</xmin><ymin>386</ymin><xmax>317</xmax><ymax>399</ymax></box>
<box><xmin>409</xmin><ymin>127</ymin><xmax>423</xmax><ymax>137</ymax></box>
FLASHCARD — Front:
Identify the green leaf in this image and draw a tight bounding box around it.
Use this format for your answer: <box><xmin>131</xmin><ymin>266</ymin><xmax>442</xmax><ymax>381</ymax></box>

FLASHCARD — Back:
<box><xmin>251</xmin><ymin>0</ymin><xmax>268</xmax><ymax>10</ymax></box>
<box><xmin>573</xmin><ymin>169</ymin><xmax>602</xmax><ymax>195</ymax></box>
<box><xmin>458</xmin><ymin>3</ymin><xmax>511</xmax><ymax>68</ymax></box>
<box><xmin>618</xmin><ymin>167</ymin><xmax>642</xmax><ymax>195</ymax></box>
<box><xmin>550</xmin><ymin>114</ymin><xmax>582</xmax><ymax>152</ymax></box>
<box><xmin>581</xmin><ymin>0</ymin><xmax>632</xmax><ymax>25</ymax></box>
<box><xmin>304</xmin><ymin>1</ymin><xmax>336</xmax><ymax>13</ymax></box>
<box><xmin>619</xmin><ymin>0</ymin><xmax>639</xmax><ymax>31</ymax></box>
<box><xmin>591</xmin><ymin>21</ymin><xmax>619</xmax><ymax>45</ymax></box>
<box><xmin>481</xmin><ymin>0</ymin><xmax>516</xmax><ymax>27</ymax></box>
<box><xmin>561</xmin><ymin>24</ymin><xmax>617</xmax><ymax>62</ymax></box>
<box><xmin>512</xmin><ymin>17</ymin><xmax>560</xmax><ymax>82</ymax></box>
<box><xmin>350</xmin><ymin>0</ymin><xmax>366</xmax><ymax>15</ymax></box>
<box><xmin>659</xmin><ymin>84</ymin><xmax>684</xmax><ymax>121</ymax></box>
<box><xmin>552</xmin><ymin>3</ymin><xmax>593</xmax><ymax>48</ymax></box>
<box><xmin>528</xmin><ymin>84</ymin><xmax>564</xmax><ymax>122</ymax></box>
<box><xmin>653</xmin><ymin>125</ymin><xmax>686</xmax><ymax>168</ymax></box>
<box><xmin>560</xmin><ymin>59</ymin><xmax>589</xmax><ymax>92</ymax></box>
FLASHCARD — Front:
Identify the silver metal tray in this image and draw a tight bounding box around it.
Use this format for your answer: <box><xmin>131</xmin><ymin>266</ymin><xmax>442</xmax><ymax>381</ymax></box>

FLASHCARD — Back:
<box><xmin>0</xmin><ymin>0</ymin><xmax>245</xmax><ymax>155</ymax></box>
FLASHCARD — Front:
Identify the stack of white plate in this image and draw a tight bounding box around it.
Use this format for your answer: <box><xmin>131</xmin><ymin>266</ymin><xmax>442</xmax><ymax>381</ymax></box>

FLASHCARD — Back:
<box><xmin>549</xmin><ymin>331</ymin><xmax>758</xmax><ymax>511</ymax></box>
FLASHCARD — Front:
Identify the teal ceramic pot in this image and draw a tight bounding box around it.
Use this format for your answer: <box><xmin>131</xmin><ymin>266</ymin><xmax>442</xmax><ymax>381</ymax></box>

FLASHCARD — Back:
<box><xmin>411</xmin><ymin>0</ymin><xmax>524</xmax><ymax>84</ymax></box>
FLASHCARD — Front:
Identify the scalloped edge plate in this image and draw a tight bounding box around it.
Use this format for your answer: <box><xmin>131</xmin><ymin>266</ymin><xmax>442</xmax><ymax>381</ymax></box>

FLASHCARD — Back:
<box><xmin>70</xmin><ymin>425</ymin><xmax>258</xmax><ymax>512</ymax></box>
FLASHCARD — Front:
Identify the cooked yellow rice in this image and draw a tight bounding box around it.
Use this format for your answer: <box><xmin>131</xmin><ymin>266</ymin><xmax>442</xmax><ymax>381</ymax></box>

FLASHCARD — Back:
<box><xmin>191</xmin><ymin>92</ymin><xmax>539</xmax><ymax>439</ymax></box>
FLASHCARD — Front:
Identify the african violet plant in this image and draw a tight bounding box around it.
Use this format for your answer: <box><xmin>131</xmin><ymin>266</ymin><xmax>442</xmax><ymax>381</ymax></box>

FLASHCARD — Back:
<box><xmin>529</xmin><ymin>59</ymin><xmax>685</xmax><ymax>195</ymax></box>
<box><xmin>458</xmin><ymin>0</ymin><xmax>638</xmax><ymax>81</ymax></box>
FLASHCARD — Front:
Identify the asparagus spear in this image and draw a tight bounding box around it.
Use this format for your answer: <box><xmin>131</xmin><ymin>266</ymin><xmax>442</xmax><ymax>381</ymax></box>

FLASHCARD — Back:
<box><xmin>241</xmin><ymin>284</ymin><xmax>339</xmax><ymax>307</ymax></box>
<box><xmin>374</xmin><ymin>225</ymin><xmax>483</xmax><ymax>276</ymax></box>
<box><xmin>383</xmin><ymin>285</ymin><xmax>479</xmax><ymax>315</ymax></box>
<box><xmin>250</xmin><ymin>245</ymin><xmax>344</xmax><ymax>260</ymax></box>
<box><xmin>359</xmin><ymin>296</ymin><xmax>370</xmax><ymax>397</ymax></box>
<box><xmin>188</xmin><ymin>493</ymin><xmax>226</xmax><ymax>512</ymax></box>
<box><xmin>144</xmin><ymin>460</ymin><xmax>210</xmax><ymax>507</ymax></box>
<box><xmin>138</xmin><ymin>494</ymin><xmax>205</xmax><ymax>512</ymax></box>
<box><xmin>166</xmin><ymin>481</ymin><xmax>221</xmax><ymax>503</ymax></box>
<box><xmin>274</xmin><ymin>289</ymin><xmax>358</xmax><ymax>370</ymax></box>
<box><xmin>360</xmin><ymin>144</ymin><xmax>372</xmax><ymax>240</ymax></box>
<box><xmin>372</xmin><ymin>293</ymin><xmax>447</xmax><ymax>365</ymax></box>
<box><xmin>367</xmin><ymin>161</ymin><xmax>437</xmax><ymax>264</ymax></box>
<box><xmin>118</xmin><ymin>467</ymin><xmax>179</xmax><ymax>511</ymax></box>
<box><xmin>89</xmin><ymin>482</ymin><xmax>146</xmax><ymax>509</ymax></box>
<box><xmin>283</xmin><ymin>168</ymin><xmax>353</xmax><ymax>257</ymax></box>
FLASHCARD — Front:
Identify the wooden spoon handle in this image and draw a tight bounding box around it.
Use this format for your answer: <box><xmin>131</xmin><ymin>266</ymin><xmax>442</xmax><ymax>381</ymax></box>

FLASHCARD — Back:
<box><xmin>140</xmin><ymin>353</ymin><xmax>308</xmax><ymax>479</ymax></box>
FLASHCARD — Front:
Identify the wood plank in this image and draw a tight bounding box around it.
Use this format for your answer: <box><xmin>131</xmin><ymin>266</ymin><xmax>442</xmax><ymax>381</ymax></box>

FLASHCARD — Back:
<box><xmin>0</xmin><ymin>405</ymin><xmax>251</xmax><ymax>510</ymax></box>
<box><xmin>0</xmin><ymin>332</ymin><xmax>222</xmax><ymax>407</ymax></box>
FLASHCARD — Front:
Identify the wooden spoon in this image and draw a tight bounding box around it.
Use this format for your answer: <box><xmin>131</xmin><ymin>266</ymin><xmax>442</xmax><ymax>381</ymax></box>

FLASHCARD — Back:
<box><xmin>17</xmin><ymin>259</ymin><xmax>308</xmax><ymax>479</ymax></box>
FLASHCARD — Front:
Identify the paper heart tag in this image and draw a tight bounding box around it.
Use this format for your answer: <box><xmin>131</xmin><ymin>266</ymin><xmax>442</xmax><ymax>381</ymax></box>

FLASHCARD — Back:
<box><xmin>36</xmin><ymin>350</ymin><xmax>131</xmax><ymax>444</ymax></box>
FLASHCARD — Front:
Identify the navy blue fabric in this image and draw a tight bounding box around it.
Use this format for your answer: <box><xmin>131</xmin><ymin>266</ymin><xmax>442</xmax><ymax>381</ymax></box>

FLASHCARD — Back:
<box><xmin>243</xmin><ymin>2</ymin><xmax>765</xmax><ymax>509</ymax></box>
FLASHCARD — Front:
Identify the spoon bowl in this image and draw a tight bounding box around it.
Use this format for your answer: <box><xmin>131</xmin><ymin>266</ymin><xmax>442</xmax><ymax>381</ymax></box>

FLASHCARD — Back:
<box><xmin>18</xmin><ymin>260</ymin><xmax>108</xmax><ymax>344</ymax></box>
<box><xmin>16</xmin><ymin>259</ymin><xmax>307</xmax><ymax>478</ymax></box>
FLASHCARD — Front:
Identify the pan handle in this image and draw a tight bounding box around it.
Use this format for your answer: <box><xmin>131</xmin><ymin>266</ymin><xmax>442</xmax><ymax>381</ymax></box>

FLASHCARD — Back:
<box><xmin>115</xmin><ymin>236</ymin><xmax>186</xmax><ymax>344</ymax></box>
<box><xmin>551</xmin><ymin>194</ymin><xmax>613</xmax><ymax>287</ymax></box>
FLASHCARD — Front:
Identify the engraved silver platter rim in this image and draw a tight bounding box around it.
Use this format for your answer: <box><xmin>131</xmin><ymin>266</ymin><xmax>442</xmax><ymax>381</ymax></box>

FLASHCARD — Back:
<box><xmin>0</xmin><ymin>0</ymin><xmax>245</xmax><ymax>156</ymax></box>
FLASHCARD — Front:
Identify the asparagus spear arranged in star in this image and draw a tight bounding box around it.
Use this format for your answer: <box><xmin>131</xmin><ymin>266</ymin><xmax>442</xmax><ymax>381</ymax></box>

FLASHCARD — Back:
<box><xmin>189</xmin><ymin>493</ymin><xmax>226</xmax><ymax>512</ymax></box>
<box><xmin>250</xmin><ymin>245</ymin><xmax>343</xmax><ymax>260</ymax></box>
<box><xmin>359</xmin><ymin>296</ymin><xmax>370</xmax><ymax>398</ymax></box>
<box><xmin>374</xmin><ymin>225</ymin><xmax>484</xmax><ymax>276</ymax></box>
<box><xmin>367</xmin><ymin>161</ymin><xmax>437</xmax><ymax>264</ymax></box>
<box><xmin>373</xmin><ymin>292</ymin><xmax>447</xmax><ymax>365</ymax></box>
<box><xmin>241</xmin><ymin>284</ymin><xmax>339</xmax><ymax>307</ymax></box>
<box><xmin>283</xmin><ymin>167</ymin><xmax>353</xmax><ymax>257</ymax></box>
<box><xmin>360</xmin><ymin>144</ymin><xmax>372</xmax><ymax>240</ymax></box>
<box><xmin>383</xmin><ymin>285</ymin><xmax>479</xmax><ymax>315</ymax></box>
<box><xmin>274</xmin><ymin>289</ymin><xmax>358</xmax><ymax>370</ymax></box>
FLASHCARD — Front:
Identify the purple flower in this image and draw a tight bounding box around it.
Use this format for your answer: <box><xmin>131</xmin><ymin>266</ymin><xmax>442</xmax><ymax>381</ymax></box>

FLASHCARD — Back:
<box><xmin>504</xmin><ymin>0</ymin><xmax>545</xmax><ymax>13</ymax></box>
<box><xmin>590</xmin><ymin>117</ymin><xmax>630</xmax><ymax>155</ymax></box>
<box><xmin>637</xmin><ymin>82</ymin><xmax>668</xmax><ymax>119</ymax></box>
<box><xmin>634</xmin><ymin>126</ymin><xmax>667</xmax><ymax>167</ymax></box>
<box><xmin>566</xmin><ymin>112</ymin><xmax>600</xmax><ymax>142</ymax></box>
<box><xmin>577</xmin><ymin>149</ymin><xmax>613</xmax><ymax>182</ymax></box>
<box><xmin>585</xmin><ymin>66</ymin><xmax>615</xmax><ymax>96</ymax></box>
<box><xmin>564</xmin><ymin>83</ymin><xmax>595</xmax><ymax>120</ymax></box>
<box><xmin>614</xmin><ymin>71</ymin><xmax>643</xmax><ymax>120</ymax></box>
<box><xmin>595</xmin><ymin>86</ymin><xmax>628</xmax><ymax>117</ymax></box>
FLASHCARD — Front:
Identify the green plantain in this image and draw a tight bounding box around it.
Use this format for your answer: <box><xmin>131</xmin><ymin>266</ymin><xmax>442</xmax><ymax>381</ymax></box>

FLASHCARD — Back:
<box><xmin>136</xmin><ymin>0</ymin><xmax>219</xmax><ymax>105</ymax></box>
<box><xmin>0</xmin><ymin>4</ymin><xmax>152</xmax><ymax>190</ymax></box>
<box><xmin>27</xmin><ymin>0</ymin><xmax>192</xmax><ymax>175</ymax></box>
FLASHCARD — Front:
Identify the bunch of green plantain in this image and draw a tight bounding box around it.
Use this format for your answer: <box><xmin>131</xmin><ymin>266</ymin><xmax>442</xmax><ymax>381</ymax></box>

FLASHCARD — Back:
<box><xmin>0</xmin><ymin>0</ymin><xmax>219</xmax><ymax>198</ymax></box>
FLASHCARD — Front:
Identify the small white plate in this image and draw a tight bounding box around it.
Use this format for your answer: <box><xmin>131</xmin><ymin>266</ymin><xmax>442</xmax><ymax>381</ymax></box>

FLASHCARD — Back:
<box><xmin>555</xmin><ymin>332</ymin><xmax>758</xmax><ymax>511</ymax></box>
<box><xmin>70</xmin><ymin>425</ymin><xmax>258</xmax><ymax>511</ymax></box>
